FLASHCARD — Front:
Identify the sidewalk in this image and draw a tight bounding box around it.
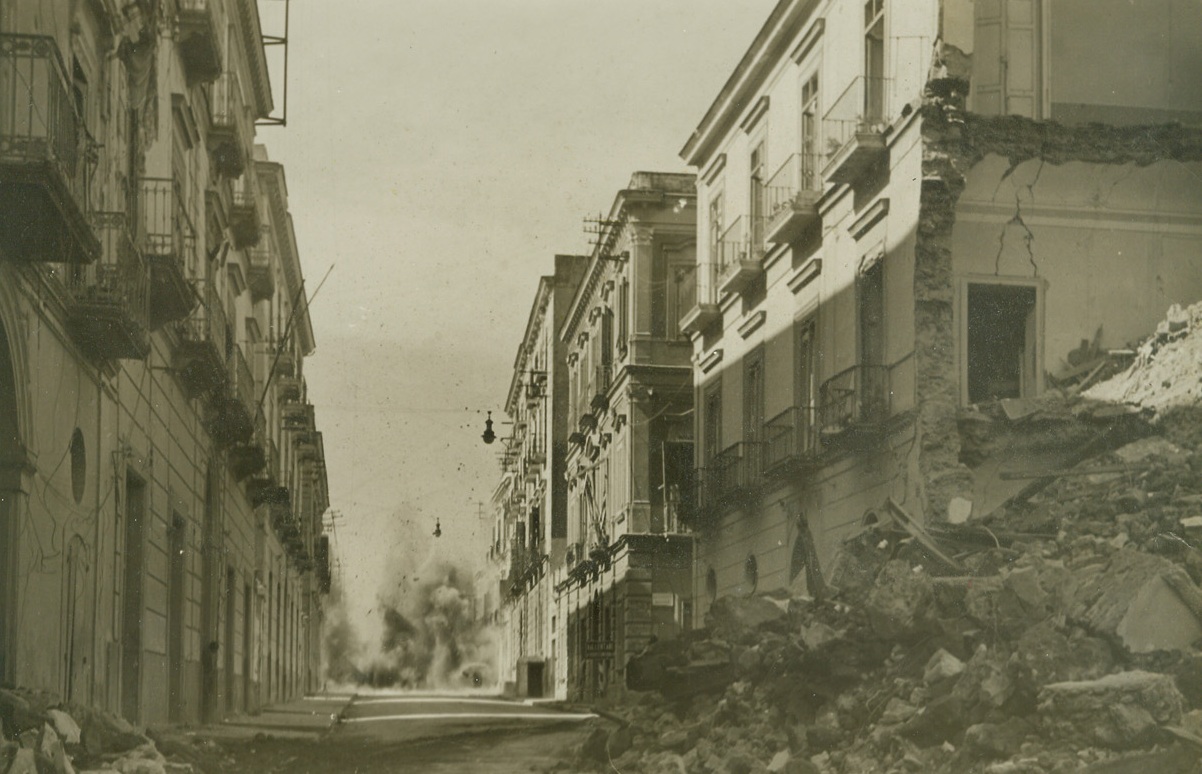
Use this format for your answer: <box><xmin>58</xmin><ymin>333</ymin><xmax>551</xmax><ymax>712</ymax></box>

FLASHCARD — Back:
<box><xmin>193</xmin><ymin>693</ymin><xmax>355</xmax><ymax>740</ymax></box>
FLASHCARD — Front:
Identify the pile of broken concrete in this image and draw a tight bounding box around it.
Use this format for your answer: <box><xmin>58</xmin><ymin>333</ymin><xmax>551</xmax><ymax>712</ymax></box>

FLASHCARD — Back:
<box><xmin>0</xmin><ymin>688</ymin><xmax>223</xmax><ymax>774</ymax></box>
<box><xmin>567</xmin><ymin>305</ymin><xmax>1202</xmax><ymax>774</ymax></box>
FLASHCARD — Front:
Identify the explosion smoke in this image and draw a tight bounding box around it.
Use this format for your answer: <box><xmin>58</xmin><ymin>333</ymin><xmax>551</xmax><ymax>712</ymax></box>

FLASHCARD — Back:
<box><xmin>323</xmin><ymin>555</ymin><xmax>497</xmax><ymax>690</ymax></box>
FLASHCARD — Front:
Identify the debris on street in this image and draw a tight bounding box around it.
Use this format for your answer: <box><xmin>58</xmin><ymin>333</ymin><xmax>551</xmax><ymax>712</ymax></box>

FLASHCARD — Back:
<box><xmin>560</xmin><ymin>303</ymin><xmax>1202</xmax><ymax>773</ymax></box>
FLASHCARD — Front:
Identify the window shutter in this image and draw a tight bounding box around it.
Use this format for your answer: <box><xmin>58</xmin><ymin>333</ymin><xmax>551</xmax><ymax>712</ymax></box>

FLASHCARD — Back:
<box><xmin>973</xmin><ymin>0</ymin><xmax>1040</xmax><ymax>117</ymax></box>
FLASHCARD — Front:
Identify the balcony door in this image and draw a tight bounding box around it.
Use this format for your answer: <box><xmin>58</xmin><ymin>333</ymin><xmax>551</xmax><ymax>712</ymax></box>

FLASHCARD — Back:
<box><xmin>800</xmin><ymin>75</ymin><xmax>820</xmax><ymax>190</ymax></box>
<box><xmin>864</xmin><ymin>0</ymin><xmax>886</xmax><ymax>123</ymax></box>
<box><xmin>858</xmin><ymin>260</ymin><xmax>886</xmax><ymax>418</ymax></box>
<box><xmin>749</xmin><ymin>142</ymin><xmax>766</xmax><ymax>251</ymax></box>
<box><xmin>743</xmin><ymin>348</ymin><xmax>765</xmax><ymax>481</ymax></box>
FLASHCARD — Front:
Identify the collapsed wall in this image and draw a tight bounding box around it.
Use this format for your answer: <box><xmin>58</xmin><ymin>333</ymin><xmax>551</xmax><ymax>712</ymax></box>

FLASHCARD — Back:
<box><xmin>566</xmin><ymin>251</ymin><xmax>1202</xmax><ymax>774</ymax></box>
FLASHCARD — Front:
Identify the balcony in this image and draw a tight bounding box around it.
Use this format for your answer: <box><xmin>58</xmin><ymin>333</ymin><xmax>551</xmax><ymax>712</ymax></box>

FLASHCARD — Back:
<box><xmin>679</xmin><ymin>262</ymin><xmax>720</xmax><ymax>335</ymax></box>
<box><xmin>591</xmin><ymin>365</ymin><xmax>612</xmax><ymax>412</ymax></box>
<box><xmin>177</xmin><ymin>0</ymin><xmax>223</xmax><ymax>85</ymax></box>
<box><xmin>245</xmin><ymin>437</ymin><xmax>279</xmax><ymax>503</ymax></box>
<box><xmin>247</xmin><ymin>228</ymin><xmax>275</xmax><ymax>300</ymax></box>
<box><xmin>210</xmin><ymin>344</ymin><xmax>257</xmax><ymax>446</ymax></box>
<box><xmin>207</xmin><ymin>70</ymin><xmax>248</xmax><ymax>178</ymax></box>
<box><xmin>140</xmin><ymin>177</ymin><xmax>199</xmax><ymax>328</ymax></box>
<box><xmin>578</xmin><ymin>411</ymin><xmax>597</xmax><ymax>432</ymax></box>
<box><xmin>230</xmin><ymin>174</ymin><xmax>261</xmax><ymax>248</ymax></box>
<box><xmin>282</xmin><ymin>402</ymin><xmax>315</xmax><ymax>432</ymax></box>
<box><xmin>715</xmin><ymin>218</ymin><xmax>760</xmax><ymax>297</ymax></box>
<box><xmin>0</xmin><ymin>34</ymin><xmax>98</xmax><ymax>265</ymax></box>
<box><xmin>229</xmin><ymin>410</ymin><xmax>267</xmax><ymax>480</ymax></box>
<box><xmin>763</xmin><ymin>406</ymin><xmax>819</xmax><ymax>477</ymax></box>
<box><xmin>174</xmin><ymin>283</ymin><xmax>228</xmax><ymax>398</ymax></box>
<box><xmin>695</xmin><ymin>442</ymin><xmax>764</xmax><ymax>523</ymax></box>
<box><xmin>65</xmin><ymin>212</ymin><xmax>150</xmax><ymax>361</ymax></box>
<box><xmin>818</xmin><ymin>364</ymin><xmax>891</xmax><ymax>447</ymax></box>
<box><xmin>764</xmin><ymin>153</ymin><xmax>822</xmax><ymax>244</ymax></box>
<box><xmin>294</xmin><ymin>430</ymin><xmax>321</xmax><ymax>464</ymax></box>
<box><xmin>822</xmin><ymin>76</ymin><xmax>891</xmax><ymax>186</ymax></box>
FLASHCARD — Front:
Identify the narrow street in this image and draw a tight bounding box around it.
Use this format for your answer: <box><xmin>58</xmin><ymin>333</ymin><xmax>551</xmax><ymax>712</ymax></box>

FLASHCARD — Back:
<box><xmin>216</xmin><ymin>693</ymin><xmax>596</xmax><ymax>773</ymax></box>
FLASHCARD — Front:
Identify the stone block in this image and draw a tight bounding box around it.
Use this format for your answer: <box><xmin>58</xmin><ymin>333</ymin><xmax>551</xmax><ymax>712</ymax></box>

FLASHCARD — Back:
<box><xmin>1038</xmin><ymin>670</ymin><xmax>1185</xmax><ymax>750</ymax></box>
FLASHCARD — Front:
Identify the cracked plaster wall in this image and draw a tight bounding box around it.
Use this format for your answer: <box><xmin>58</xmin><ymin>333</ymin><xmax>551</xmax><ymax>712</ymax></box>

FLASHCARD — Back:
<box><xmin>916</xmin><ymin>78</ymin><xmax>1202</xmax><ymax>521</ymax></box>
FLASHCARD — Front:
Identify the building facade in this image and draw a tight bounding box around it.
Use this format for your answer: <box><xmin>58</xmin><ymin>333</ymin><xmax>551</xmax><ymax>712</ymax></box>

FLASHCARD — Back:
<box><xmin>678</xmin><ymin>0</ymin><xmax>1202</xmax><ymax>610</ymax></box>
<box><xmin>490</xmin><ymin>255</ymin><xmax>586</xmax><ymax>698</ymax></box>
<box><xmin>0</xmin><ymin>0</ymin><xmax>330</xmax><ymax>726</ymax></box>
<box><xmin>555</xmin><ymin>172</ymin><xmax>697</xmax><ymax>703</ymax></box>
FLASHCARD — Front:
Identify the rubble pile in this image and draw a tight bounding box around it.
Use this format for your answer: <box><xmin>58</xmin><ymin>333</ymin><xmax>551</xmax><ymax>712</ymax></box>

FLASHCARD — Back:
<box><xmin>0</xmin><ymin>689</ymin><xmax>226</xmax><ymax>774</ymax></box>
<box><xmin>565</xmin><ymin>307</ymin><xmax>1202</xmax><ymax>774</ymax></box>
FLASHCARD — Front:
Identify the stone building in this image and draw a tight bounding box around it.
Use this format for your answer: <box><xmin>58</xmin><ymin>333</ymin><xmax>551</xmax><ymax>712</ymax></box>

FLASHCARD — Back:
<box><xmin>0</xmin><ymin>0</ymin><xmax>330</xmax><ymax>726</ymax></box>
<box><xmin>678</xmin><ymin>0</ymin><xmax>1202</xmax><ymax>609</ymax></box>
<box><xmin>490</xmin><ymin>255</ymin><xmax>586</xmax><ymax>698</ymax></box>
<box><xmin>555</xmin><ymin>172</ymin><xmax>697</xmax><ymax>703</ymax></box>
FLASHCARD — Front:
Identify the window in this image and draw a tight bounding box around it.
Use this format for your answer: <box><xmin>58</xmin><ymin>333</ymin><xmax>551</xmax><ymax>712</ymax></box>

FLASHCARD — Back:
<box><xmin>864</xmin><ymin>0</ymin><xmax>886</xmax><ymax>122</ymax></box>
<box><xmin>795</xmin><ymin>319</ymin><xmax>817</xmax><ymax>445</ymax></box>
<box><xmin>744</xmin><ymin>347</ymin><xmax>765</xmax><ymax>445</ymax></box>
<box><xmin>702</xmin><ymin>381</ymin><xmax>723</xmax><ymax>464</ymax></box>
<box><xmin>618</xmin><ymin>279</ymin><xmax>630</xmax><ymax>345</ymax></box>
<box><xmin>749</xmin><ymin>142</ymin><xmax>766</xmax><ymax>250</ymax></box>
<box><xmin>858</xmin><ymin>259</ymin><xmax>884</xmax><ymax>369</ymax></box>
<box><xmin>708</xmin><ymin>192</ymin><xmax>725</xmax><ymax>264</ymax></box>
<box><xmin>964</xmin><ymin>282</ymin><xmax>1039</xmax><ymax>403</ymax></box>
<box><xmin>800</xmin><ymin>75</ymin><xmax>820</xmax><ymax>190</ymax></box>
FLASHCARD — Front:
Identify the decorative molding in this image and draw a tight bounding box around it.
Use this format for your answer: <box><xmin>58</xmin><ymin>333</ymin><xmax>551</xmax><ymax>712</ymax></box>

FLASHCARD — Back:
<box><xmin>628</xmin><ymin>225</ymin><xmax>654</xmax><ymax>247</ymax></box>
<box><xmin>739</xmin><ymin>95</ymin><xmax>770</xmax><ymax>134</ymax></box>
<box><xmin>788</xmin><ymin>258</ymin><xmax>822</xmax><ymax>294</ymax></box>
<box><xmin>737</xmin><ymin>310</ymin><xmax>767</xmax><ymax>339</ymax></box>
<box><xmin>701</xmin><ymin>154</ymin><xmax>727</xmax><ymax>186</ymax></box>
<box><xmin>789</xmin><ymin>18</ymin><xmax>825</xmax><ymax>64</ymax></box>
<box><xmin>850</xmin><ymin>197</ymin><xmax>890</xmax><ymax>241</ymax></box>
<box><xmin>698</xmin><ymin>348</ymin><xmax>724</xmax><ymax>374</ymax></box>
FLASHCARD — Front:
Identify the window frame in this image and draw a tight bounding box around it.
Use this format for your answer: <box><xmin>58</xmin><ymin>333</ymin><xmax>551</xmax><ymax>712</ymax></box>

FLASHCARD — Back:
<box><xmin>956</xmin><ymin>274</ymin><xmax>1046</xmax><ymax>405</ymax></box>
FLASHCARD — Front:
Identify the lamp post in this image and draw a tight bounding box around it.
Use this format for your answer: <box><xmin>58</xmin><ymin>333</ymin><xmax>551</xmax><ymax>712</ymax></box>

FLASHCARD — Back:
<box><xmin>481</xmin><ymin>411</ymin><xmax>496</xmax><ymax>444</ymax></box>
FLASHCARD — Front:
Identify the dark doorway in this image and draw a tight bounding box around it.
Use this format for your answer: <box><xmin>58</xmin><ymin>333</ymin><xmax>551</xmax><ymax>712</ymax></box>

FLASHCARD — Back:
<box><xmin>168</xmin><ymin>513</ymin><xmax>187</xmax><ymax>723</ymax></box>
<box><xmin>200</xmin><ymin>466</ymin><xmax>219</xmax><ymax>721</ymax></box>
<box><xmin>121</xmin><ymin>473</ymin><xmax>147</xmax><ymax>722</ymax></box>
<box><xmin>224</xmin><ymin>567</ymin><xmax>237</xmax><ymax>715</ymax></box>
<box><xmin>0</xmin><ymin>319</ymin><xmax>17</xmax><ymax>686</ymax></box>
<box><xmin>527</xmin><ymin>661</ymin><xmax>545</xmax><ymax>699</ymax></box>
<box><xmin>242</xmin><ymin>582</ymin><xmax>252</xmax><ymax>712</ymax></box>
<box><xmin>966</xmin><ymin>283</ymin><xmax>1038</xmax><ymax>403</ymax></box>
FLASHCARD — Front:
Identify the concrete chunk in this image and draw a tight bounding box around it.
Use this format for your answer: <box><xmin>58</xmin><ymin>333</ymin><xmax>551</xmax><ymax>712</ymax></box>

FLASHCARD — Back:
<box><xmin>1038</xmin><ymin>670</ymin><xmax>1184</xmax><ymax>750</ymax></box>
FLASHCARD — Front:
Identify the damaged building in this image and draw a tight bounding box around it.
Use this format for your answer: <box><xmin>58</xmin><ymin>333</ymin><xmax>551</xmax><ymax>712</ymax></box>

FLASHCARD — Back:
<box><xmin>677</xmin><ymin>0</ymin><xmax>1202</xmax><ymax>607</ymax></box>
<box><xmin>0</xmin><ymin>0</ymin><xmax>331</xmax><ymax>727</ymax></box>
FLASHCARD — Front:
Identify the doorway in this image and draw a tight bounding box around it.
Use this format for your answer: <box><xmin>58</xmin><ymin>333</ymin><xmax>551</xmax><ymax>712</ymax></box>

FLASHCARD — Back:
<box><xmin>121</xmin><ymin>473</ymin><xmax>147</xmax><ymax>722</ymax></box>
<box><xmin>168</xmin><ymin>513</ymin><xmax>187</xmax><ymax>723</ymax></box>
<box><xmin>224</xmin><ymin>567</ymin><xmax>236</xmax><ymax>716</ymax></box>
<box><xmin>964</xmin><ymin>282</ymin><xmax>1039</xmax><ymax>403</ymax></box>
<box><xmin>526</xmin><ymin>661</ymin><xmax>545</xmax><ymax>699</ymax></box>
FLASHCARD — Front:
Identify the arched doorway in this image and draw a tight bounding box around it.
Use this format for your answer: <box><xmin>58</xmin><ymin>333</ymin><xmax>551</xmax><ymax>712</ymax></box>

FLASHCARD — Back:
<box><xmin>0</xmin><ymin>315</ymin><xmax>24</xmax><ymax>684</ymax></box>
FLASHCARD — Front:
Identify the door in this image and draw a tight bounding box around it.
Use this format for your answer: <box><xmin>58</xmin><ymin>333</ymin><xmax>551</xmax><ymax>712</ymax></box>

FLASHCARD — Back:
<box><xmin>167</xmin><ymin>513</ymin><xmax>187</xmax><ymax>723</ymax></box>
<box><xmin>121</xmin><ymin>474</ymin><xmax>147</xmax><ymax>722</ymax></box>
<box><xmin>224</xmin><ymin>567</ymin><xmax>237</xmax><ymax>715</ymax></box>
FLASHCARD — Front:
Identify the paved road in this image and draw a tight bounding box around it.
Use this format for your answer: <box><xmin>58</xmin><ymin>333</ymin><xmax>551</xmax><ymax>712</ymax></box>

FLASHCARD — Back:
<box><xmin>218</xmin><ymin>692</ymin><xmax>598</xmax><ymax>773</ymax></box>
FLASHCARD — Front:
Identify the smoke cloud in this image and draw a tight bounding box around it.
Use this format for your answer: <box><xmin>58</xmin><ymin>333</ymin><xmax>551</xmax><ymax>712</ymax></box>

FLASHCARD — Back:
<box><xmin>323</xmin><ymin>552</ymin><xmax>497</xmax><ymax>690</ymax></box>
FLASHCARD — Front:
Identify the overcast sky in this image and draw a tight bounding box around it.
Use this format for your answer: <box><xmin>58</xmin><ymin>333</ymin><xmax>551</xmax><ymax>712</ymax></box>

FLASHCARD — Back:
<box><xmin>255</xmin><ymin>0</ymin><xmax>777</xmax><ymax>628</ymax></box>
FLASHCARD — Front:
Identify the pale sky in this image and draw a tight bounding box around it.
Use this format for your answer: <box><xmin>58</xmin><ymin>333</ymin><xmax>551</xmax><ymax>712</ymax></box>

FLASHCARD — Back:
<box><xmin>255</xmin><ymin>0</ymin><xmax>778</xmax><ymax>629</ymax></box>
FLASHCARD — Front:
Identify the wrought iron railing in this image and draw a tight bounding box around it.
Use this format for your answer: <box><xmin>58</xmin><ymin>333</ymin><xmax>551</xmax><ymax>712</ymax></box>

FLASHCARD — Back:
<box><xmin>0</xmin><ymin>34</ymin><xmax>80</xmax><ymax>180</ymax></box>
<box><xmin>179</xmin><ymin>280</ymin><xmax>229</xmax><ymax>358</ymax></box>
<box><xmin>763</xmin><ymin>406</ymin><xmax>817</xmax><ymax>472</ymax></box>
<box><xmin>817</xmin><ymin>364</ymin><xmax>891</xmax><ymax>433</ymax></box>
<box><xmin>139</xmin><ymin>177</ymin><xmax>197</xmax><ymax>267</ymax></box>
<box><xmin>230</xmin><ymin>344</ymin><xmax>256</xmax><ymax>417</ymax></box>
<box><xmin>823</xmin><ymin>76</ymin><xmax>891</xmax><ymax>166</ymax></box>
<box><xmin>69</xmin><ymin>212</ymin><xmax>150</xmax><ymax>328</ymax></box>
<box><xmin>714</xmin><ymin>216</ymin><xmax>755</xmax><ymax>285</ymax></box>
<box><xmin>764</xmin><ymin>153</ymin><xmax>822</xmax><ymax>219</ymax></box>
<box><xmin>697</xmin><ymin>442</ymin><xmax>764</xmax><ymax>514</ymax></box>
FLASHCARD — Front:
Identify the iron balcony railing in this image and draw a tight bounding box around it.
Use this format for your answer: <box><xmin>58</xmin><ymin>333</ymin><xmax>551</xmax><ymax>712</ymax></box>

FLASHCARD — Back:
<box><xmin>763</xmin><ymin>406</ymin><xmax>818</xmax><ymax>473</ymax></box>
<box><xmin>817</xmin><ymin>364</ymin><xmax>891</xmax><ymax>435</ymax></box>
<box><xmin>70</xmin><ymin>212</ymin><xmax>150</xmax><ymax>327</ymax></box>
<box><xmin>179</xmin><ymin>279</ymin><xmax>229</xmax><ymax>359</ymax></box>
<box><xmin>714</xmin><ymin>216</ymin><xmax>752</xmax><ymax>280</ymax></box>
<box><xmin>139</xmin><ymin>177</ymin><xmax>197</xmax><ymax>267</ymax></box>
<box><xmin>230</xmin><ymin>344</ymin><xmax>257</xmax><ymax>418</ymax></box>
<box><xmin>0</xmin><ymin>34</ymin><xmax>80</xmax><ymax>182</ymax></box>
<box><xmin>698</xmin><ymin>441</ymin><xmax>764</xmax><ymax>515</ymax></box>
<box><xmin>764</xmin><ymin>153</ymin><xmax>822</xmax><ymax>219</ymax></box>
<box><xmin>823</xmin><ymin>76</ymin><xmax>891</xmax><ymax>166</ymax></box>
